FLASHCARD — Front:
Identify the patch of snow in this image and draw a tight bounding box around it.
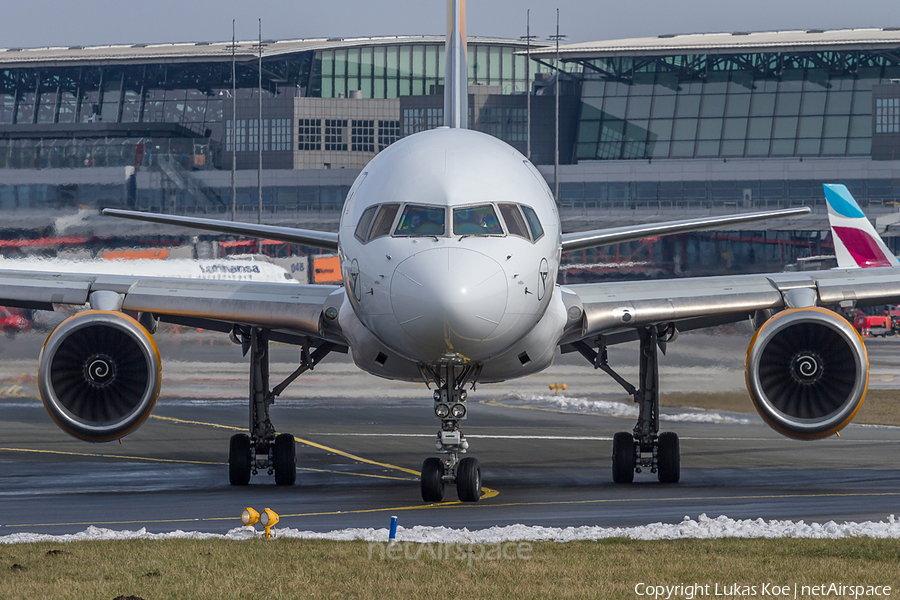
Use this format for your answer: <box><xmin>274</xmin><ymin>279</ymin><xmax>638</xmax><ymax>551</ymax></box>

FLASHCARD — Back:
<box><xmin>505</xmin><ymin>393</ymin><xmax>753</xmax><ymax>425</ymax></box>
<box><xmin>4</xmin><ymin>515</ymin><xmax>900</xmax><ymax>544</ymax></box>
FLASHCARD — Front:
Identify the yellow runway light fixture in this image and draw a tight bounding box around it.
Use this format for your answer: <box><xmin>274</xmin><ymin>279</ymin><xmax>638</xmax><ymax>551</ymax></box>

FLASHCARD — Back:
<box><xmin>240</xmin><ymin>507</ymin><xmax>260</xmax><ymax>527</ymax></box>
<box><xmin>549</xmin><ymin>383</ymin><xmax>567</xmax><ymax>395</ymax></box>
<box><xmin>259</xmin><ymin>508</ymin><xmax>280</xmax><ymax>539</ymax></box>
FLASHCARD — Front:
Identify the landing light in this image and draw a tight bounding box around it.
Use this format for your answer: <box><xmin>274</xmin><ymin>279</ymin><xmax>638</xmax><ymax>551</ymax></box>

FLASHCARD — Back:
<box><xmin>451</xmin><ymin>403</ymin><xmax>466</xmax><ymax>419</ymax></box>
<box><xmin>259</xmin><ymin>508</ymin><xmax>280</xmax><ymax>539</ymax></box>
<box><xmin>435</xmin><ymin>403</ymin><xmax>450</xmax><ymax>418</ymax></box>
<box><xmin>241</xmin><ymin>507</ymin><xmax>260</xmax><ymax>526</ymax></box>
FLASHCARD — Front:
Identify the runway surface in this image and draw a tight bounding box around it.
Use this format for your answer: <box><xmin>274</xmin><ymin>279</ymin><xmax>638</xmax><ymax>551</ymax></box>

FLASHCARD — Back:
<box><xmin>1</xmin><ymin>327</ymin><xmax>899</xmax><ymax>536</ymax></box>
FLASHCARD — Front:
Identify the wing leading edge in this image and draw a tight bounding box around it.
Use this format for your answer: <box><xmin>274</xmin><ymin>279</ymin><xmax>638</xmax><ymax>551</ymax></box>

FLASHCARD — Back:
<box><xmin>561</xmin><ymin>207</ymin><xmax>810</xmax><ymax>253</ymax></box>
<box><xmin>564</xmin><ymin>265</ymin><xmax>900</xmax><ymax>343</ymax></box>
<box><xmin>0</xmin><ymin>269</ymin><xmax>345</xmax><ymax>344</ymax></box>
<box><xmin>102</xmin><ymin>209</ymin><xmax>339</xmax><ymax>252</ymax></box>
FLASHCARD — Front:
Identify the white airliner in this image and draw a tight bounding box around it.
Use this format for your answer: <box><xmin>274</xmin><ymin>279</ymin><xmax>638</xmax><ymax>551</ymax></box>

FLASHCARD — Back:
<box><xmin>0</xmin><ymin>257</ymin><xmax>296</xmax><ymax>284</ymax></box>
<box><xmin>0</xmin><ymin>2</ymin><xmax>892</xmax><ymax>503</ymax></box>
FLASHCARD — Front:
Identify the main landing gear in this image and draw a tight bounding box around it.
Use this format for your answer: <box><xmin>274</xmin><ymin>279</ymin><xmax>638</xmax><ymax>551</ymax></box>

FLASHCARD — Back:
<box><xmin>574</xmin><ymin>325</ymin><xmax>680</xmax><ymax>484</ymax></box>
<box><xmin>228</xmin><ymin>327</ymin><xmax>335</xmax><ymax>486</ymax></box>
<box><xmin>420</xmin><ymin>363</ymin><xmax>483</xmax><ymax>503</ymax></box>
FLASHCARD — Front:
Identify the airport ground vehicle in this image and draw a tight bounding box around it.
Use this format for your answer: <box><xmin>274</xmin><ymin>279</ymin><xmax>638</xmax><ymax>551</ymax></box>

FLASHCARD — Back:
<box><xmin>0</xmin><ymin>306</ymin><xmax>31</xmax><ymax>337</ymax></box>
<box><xmin>854</xmin><ymin>314</ymin><xmax>892</xmax><ymax>337</ymax></box>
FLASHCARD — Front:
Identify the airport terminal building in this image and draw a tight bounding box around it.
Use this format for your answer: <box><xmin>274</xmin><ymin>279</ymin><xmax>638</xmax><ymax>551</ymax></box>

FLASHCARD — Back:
<box><xmin>0</xmin><ymin>36</ymin><xmax>560</xmax><ymax>213</ymax></box>
<box><xmin>531</xmin><ymin>29</ymin><xmax>900</xmax><ymax>213</ymax></box>
<box><xmin>2</xmin><ymin>28</ymin><xmax>900</xmax><ymax>272</ymax></box>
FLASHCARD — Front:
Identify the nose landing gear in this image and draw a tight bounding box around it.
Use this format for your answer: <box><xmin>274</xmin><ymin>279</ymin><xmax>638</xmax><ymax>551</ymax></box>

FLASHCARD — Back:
<box><xmin>420</xmin><ymin>363</ymin><xmax>482</xmax><ymax>502</ymax></box>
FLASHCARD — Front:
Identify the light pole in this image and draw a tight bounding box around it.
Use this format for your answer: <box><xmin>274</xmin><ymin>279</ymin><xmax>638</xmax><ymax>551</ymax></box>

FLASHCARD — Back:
<box><xmin>520</xmin><ymin>11</ymin><xmax>538</xmax><ymax>161</ymax></box>
<box><xmin>257</xmin><ymin>19</ymin><xmax>264</xmax><ymax>225</ymax></box>
<box><xmin>230</xmin><ymin>20</ymin><xmax>236</xmax><ymax>221</ymax></box>
<box><xmin>548</xmin><ymin>9</ymin><xmax>567</xmax><ymax>204</ymax></box>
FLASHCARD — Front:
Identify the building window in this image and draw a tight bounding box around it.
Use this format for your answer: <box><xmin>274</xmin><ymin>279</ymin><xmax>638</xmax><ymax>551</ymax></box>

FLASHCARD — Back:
<box><xmin>298</xmin><ymin>118</ymin><xmax>321</xmax><ymax>151</ymax></box>
<box><xmin>234</xmin><ymin>119</ymin><xmax>246</xmax><ymax>152</ymax></box>
<box><xmin>876</xmin><ymin>98</ymin><xmax>900</xmax><ymax>134</ymax></box>
<box><xmin>402</xmin><ymin>108</ymin><xmax>425</xmax><ymax>136</ymax></box>
<box><xmin>479</xmin><ymin>107</ymin><xmax>503</xmax><ymax>138</ymax></box>
<box><xmin>504</xmin><ymin>107</ymin><xmax>527</xmax><ymax>141</ymax></box>
<box><xmin>378</xmin><ymin>120</ymin><xmax>400</xmax><ymax>150</ymax></box>
<box><xmin>324</xmin><ymin>119</ymin><xmax>348</xmax><ymax>151</ymax></box>
<box><xmin>247</xmin><ymin>119</ymin><xmax>259</xmax><ymax>152</ymax></box>
<box><xmin>401</xmin><ymin>108</ymin><xmax>443</xmax><ymax>136</ymax></box>
<box><xmin>225</xmin><ymin>119</ymin><xmax>248</xmax><ymax>152</ymax></box>
<box><xmin>351</xmin><ymin>119</ymin><xmax>375</xmax><ymax>152</ymax></box>
<box><xmin>270</xmin><ymin>118</ymin><xmax>290</xmax><ymax>151</ymax></box>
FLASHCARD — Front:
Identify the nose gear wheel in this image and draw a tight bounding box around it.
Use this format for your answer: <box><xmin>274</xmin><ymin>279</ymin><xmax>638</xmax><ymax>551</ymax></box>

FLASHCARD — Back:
<box><xmin>419</xmin><ymin>362</ymin><xmax>483</xmax><ymax>502</ymax></box>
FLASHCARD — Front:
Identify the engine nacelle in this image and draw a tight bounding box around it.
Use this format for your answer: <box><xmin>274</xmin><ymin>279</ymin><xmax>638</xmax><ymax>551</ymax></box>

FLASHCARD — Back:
<box><xmin>39</xmin><ymin>310</ymin><xmax>162</xmax><ymax>442</ymax></box>
<box><xmin>746</xmin><ymin>307</ymin><xmax>867</xmax><ymax>440</ymax></box>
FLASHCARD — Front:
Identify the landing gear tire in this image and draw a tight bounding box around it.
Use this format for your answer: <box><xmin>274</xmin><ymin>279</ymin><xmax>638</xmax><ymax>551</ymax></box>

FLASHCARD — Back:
<box><xmin>657</xmin><ymin>431</ymin><xmax>680</xmax><ymax>483</ymax></box>
<box><xmin>229</xmin><ymin>433</ymin><xmax>251</xmax><ymax>486</ymax></box>
<box><xmin>273</xmin><ymin>433</ymin><xmax>297</xmax><ymax>486</ymax></box>
<box><xmin>612</xmin><ymin>432</ymin><xmax>635</xmax><ymax>484</ymax></box>
<box><xmin>421</xmin><ymin>457</ymin><xmax>445</xmax><ymax>502</ymax></box>
<box><xmin>456</xmin><ymin>457</ymin><xmax>482</xmax><ymax>502</ymax></box>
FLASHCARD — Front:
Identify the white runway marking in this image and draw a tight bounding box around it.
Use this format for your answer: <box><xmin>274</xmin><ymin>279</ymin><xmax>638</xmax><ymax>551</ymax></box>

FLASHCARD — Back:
<box><xmin>308</xmin><ymin>433</ymin><xmax>900</xmax><ymax>444</ymax></box>
<box><xmin>310</xmin><ymin>433</ymin><xmax>613</xmax><ymax>440</ymax></box>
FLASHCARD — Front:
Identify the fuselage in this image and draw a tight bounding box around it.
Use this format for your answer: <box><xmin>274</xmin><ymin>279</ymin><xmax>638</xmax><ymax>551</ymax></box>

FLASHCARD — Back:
<box><xmin>337</xmin><ymin>127</ymin><xmax>564</xmax><ymax>379</ymax></box>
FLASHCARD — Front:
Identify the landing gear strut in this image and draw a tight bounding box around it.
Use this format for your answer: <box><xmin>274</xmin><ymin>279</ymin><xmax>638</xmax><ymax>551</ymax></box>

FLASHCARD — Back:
<box><xmin>420</xmin><ymin>363</ymin><xmax>482</xmax><ymax>502</ymax></box>
<box><xmin>228</xmin><ymin>327</ymin><xmax>334</xmax><ymax>486</ymax></box>
<box><xmin>575</xmin><ymin>325</ymin><xmax>680</xmax><ymax>484</ymax></box>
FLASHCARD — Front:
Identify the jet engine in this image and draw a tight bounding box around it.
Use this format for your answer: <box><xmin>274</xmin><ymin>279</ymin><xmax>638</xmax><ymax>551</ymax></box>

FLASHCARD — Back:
<box><xmin>39</xmin><ymin>310</ymin><xmax>161</xmax><ymax>442</ymax></box>
<box><xmin>746</xmin><ymin>307</ymin><xmax>867</xmax><ymax>440</ymax></box>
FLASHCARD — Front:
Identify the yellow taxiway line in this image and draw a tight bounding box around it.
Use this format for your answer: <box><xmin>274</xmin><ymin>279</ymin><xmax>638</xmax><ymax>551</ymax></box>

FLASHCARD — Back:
<box><xmin>6</xmin><ymin>490</ymin><xmax>900</xmax><ymax>529</ymax></box>
<box><xmin>150</xmin><ymin>414</ymin><xmax>498</xmax><ymax>498</ymax></box>
<box><xmin>0</xmin><ymin>446</ymin><xmax>223</xmax><ymax>465</ymax></box>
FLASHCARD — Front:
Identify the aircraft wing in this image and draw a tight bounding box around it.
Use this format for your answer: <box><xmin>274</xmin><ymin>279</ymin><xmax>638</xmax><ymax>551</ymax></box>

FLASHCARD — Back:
<box><xmin>561</xmin><ymin>207</ymin><xmax>810</xmax><ymax>252</ymax></box>
<box><xmin>102</xmin><ymin>209</ymin><xmax>339</xmax><ymax>252</ymax></box>
<box><xmin>565</xmin><ymin>266</ymin><xmax>900</xmax><ymax>342</ymax></box>
<box><xmin>0</xmin><ymin>269</ymin><xmax>344</xmax><ymax>343</ymax></box>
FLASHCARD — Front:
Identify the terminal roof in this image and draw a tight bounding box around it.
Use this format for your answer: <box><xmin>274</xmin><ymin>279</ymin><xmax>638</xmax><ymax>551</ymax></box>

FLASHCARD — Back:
<box><xmin>0</xmin><ymin>36</ymin><xmax>545</xmax><ymax>68</ymax></box>
<box><xmin>526</xmin><ymin>27</ymin><xmax>900</xmax><ymax>59</ymax></box>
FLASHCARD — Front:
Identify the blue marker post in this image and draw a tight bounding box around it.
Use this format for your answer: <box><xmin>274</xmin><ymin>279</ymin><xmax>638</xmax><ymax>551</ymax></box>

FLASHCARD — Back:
<box><xmin>388</xmin><ymin>515</ymin><xmax>398</xmax><ymax>545</ymax></box>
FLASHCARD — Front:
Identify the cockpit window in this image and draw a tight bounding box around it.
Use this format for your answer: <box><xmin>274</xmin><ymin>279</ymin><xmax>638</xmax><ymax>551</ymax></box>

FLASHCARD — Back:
<box><xmin>498</xmin><ymin>204</ymin><xmax>529</xmax><ymax>239</ymax></box>
<box><xmin>453</xmin><ymin>205</ymin><xmax>504</xmax><ymax>236</ymax></box>
<box><xmin>368</xmin><ymin>203</ymin><xmax>400</xmax><ymax>241</ymax></box>
<box><xmin>521</xmin><ymin>205</ymin><xmax>544</xmax><ymax>241</ymax></box>
<box><xmin>394</xmin><ymin>205</ymin><xmax>446</xmax><ymax>236</ymax></box>
<box><xmin>354</xmin><ymin>205</ymin><xmax>378</xmax><ymax>242</ymax></box>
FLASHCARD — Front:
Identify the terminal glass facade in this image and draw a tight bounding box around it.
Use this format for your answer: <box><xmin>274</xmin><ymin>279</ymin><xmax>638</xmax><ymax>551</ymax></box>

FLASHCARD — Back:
<box><xmin>0</xmin><ymin>41</ymin><xmax>542</xmax><ymax>172</ymax></box>
<box><xmin>556</xmin><ymin>178</ymin><xmax>900</xmax><ymax>209</ymax></box>
<box><xmin>572</xmin><ymin>51</ymin><xmax>900</xmax><ymax>161</ymax></box>
<box><xmin>312</xmin><ymin>43</ymin><xmax>551</xmax><ymax>99</ymax></box>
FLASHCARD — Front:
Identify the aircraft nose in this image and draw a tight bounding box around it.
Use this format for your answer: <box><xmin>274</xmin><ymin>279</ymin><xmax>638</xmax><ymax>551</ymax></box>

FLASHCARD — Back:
<box><xmin>391</xmin><ymin>247</ymin><xmax>507</xmax><ymax>356</ymax></box>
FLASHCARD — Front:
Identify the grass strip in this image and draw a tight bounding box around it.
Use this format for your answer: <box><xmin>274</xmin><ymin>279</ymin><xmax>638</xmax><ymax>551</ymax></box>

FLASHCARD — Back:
<box><xmin>0</xmin><ymin>537</ymin><xmax>897</xmax><ymax>599</ymax></box>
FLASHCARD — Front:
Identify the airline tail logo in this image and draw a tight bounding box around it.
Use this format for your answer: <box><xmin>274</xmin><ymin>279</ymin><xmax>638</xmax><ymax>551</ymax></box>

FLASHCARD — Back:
<box><xmin>824</xmin><ymin>184</ymin><xmax>899</xmax><ymax>268</ymax></box>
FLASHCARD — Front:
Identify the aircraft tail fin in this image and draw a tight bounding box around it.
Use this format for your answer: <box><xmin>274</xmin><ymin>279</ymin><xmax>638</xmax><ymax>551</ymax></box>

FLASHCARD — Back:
<box><xmin>823</xmin><ymin>183</ymin><xmax>899</xmax><ymax>268</ymax></box>
<box><xmin>444</xmin><ymin>0</ymin><xmax>468</xmax><ymax>128</ymax></box>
